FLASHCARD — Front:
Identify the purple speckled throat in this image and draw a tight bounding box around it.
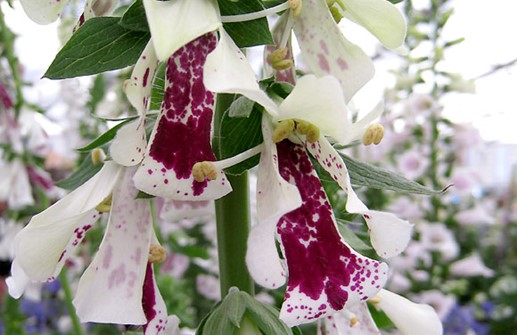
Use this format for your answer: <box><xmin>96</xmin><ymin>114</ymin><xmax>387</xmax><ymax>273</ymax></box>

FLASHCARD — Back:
<box><xmin>276</xmin><ymin>140</ymin><xmax>388</xmax><ymax>325</ymax></box>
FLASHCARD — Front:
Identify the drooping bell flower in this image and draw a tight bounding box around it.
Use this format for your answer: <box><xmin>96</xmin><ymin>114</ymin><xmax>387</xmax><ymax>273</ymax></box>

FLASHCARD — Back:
<box><xmin>7</xmin><ymin>161</ymin><xmax>122</xmax><ymax>298</ymax></box>
<box><xmin>133</xmin><ymin>33</ymin><xmax>232</xmax><ymax>200</ymax></box>
<box><xmin>72</xmin><ymin>166</ymin><xmax>177</xmax><ymax>334</ymax></box>
<box><xmin>272</xmin><ymin>140</ymin><xmax>388</xmax><ymax>326</ymax></box>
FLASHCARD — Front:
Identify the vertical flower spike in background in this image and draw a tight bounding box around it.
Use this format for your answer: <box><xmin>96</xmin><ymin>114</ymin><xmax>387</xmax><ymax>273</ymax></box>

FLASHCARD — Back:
<box><xmin>134</xmin><ymin>33</ymin><xmax>232</xmax><ymax>200</ymax></box>
<box><xmin>275</xmin><ymin>141</ymin><xmax>388</xmax><ymax>327</ymax></box>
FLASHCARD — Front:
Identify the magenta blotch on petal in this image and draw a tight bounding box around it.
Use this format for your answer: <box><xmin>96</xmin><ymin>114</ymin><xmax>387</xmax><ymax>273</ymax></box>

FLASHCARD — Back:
<box><xmin>142</xmin><ymin>263</ymin><xmax>174</xmax><ymax>335</ymax></box>
<box><xmin>276</xmin><ymin>141</ymin><xmax>387</xmax><ymax>326</ymax></box>
<box><xmin>134</xmin><ymin>33</ymin><xmax>232</xmax><ymax>200</ymax></box>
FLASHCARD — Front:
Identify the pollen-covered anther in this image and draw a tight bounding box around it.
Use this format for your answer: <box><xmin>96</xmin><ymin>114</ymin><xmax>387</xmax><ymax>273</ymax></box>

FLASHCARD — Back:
<box><xmin>91</xmin><ymin>148</ymin><xmax>106</xmax><ymax>165</ymax></box>
<box><xmin>272</xmin><ymin>119</ymin><xmax>296</xmax><ymax>143</ymax></box>
<box><xmin>369</xmin><ymin>295</ymin><xmax>382</xmax><ymax>305</ymax></box>
<box><xmin>192</xmin><ymin>161</ymin><xmax>218</xmax><ymax>182</ymax></box>
<box><xmin>350</xmin><ymin>316</ymin><xmax>360</xmax><ymax>327</ymax></box>
<box><xmin>95</xmin><ymin>194</ymin><xmax>112</xmax><ymax>213</ymax></box>
<box><xmin>148</xmin><ymin>244</ymin><xmax>167</xmax><ymax>264</ymax></box>
<box><xmin>288</xmin><ymin>0</ymin><xmax>302</xmax><ymax>17</ymax></box>
<box><xmin>269</xmin><ymin>48</ymin><xmax>294</xmax><ymax>71</ymax></box>
<box><xmin>362</xmin><ymin>124</ymin><xmax>385</xmax><ymax>146</ymax></box>
<box><xmin>295</xmin><ymin>120</ymin><xmax>320</xmax><ymax>143</ymax></box>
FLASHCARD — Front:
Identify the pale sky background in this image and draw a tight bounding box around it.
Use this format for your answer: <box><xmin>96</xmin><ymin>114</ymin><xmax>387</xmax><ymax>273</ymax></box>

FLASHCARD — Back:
<box><xmin>3</xmin><ymin>0</ymin><xmax>517</xmax><ymax>147</ymax></box>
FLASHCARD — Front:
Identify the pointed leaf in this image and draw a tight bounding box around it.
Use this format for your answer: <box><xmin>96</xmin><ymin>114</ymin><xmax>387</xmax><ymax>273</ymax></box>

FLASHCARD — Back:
<box><xmin>218</xmin><ymin>0</ymin><xmax>273</xmax><ymax>47</ymax></box>
<box><xmin>45</xmin><ymin>17</ymin><xmax>150</xmax><ymax>79</ymax></box>
<box><xmin>77</xmin><ymin>117</ymin><xmax>138</xmax><ymax>152</ymax></box>
<box><xmin>340</xmin><ymin>153</ymin><xmax>445</xmax><ymax>195</ymax></box>
<box><xmin>119</xmin><ymin>0</ymin><xmax>149</xmax><ymax>32</ymax></box>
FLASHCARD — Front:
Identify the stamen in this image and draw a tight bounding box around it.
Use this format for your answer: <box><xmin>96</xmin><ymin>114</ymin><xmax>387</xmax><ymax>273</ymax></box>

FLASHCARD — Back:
<box><xmin>95</xmin><ymin>194</ymin><xmax>112</xmax><ymax>213</ymax></box>
<box><xmin>369</xmin><ymin>295</ymin><xmax>382</xmax><ymax>305</ymax></box>
<box><xmin>91</xmin><ymin>148</ymin><xmax>106</xmax><ymax>165</ymax></box>
<box><xmin>329</xmin><ymin>5</ymin><xmax>344</xmax><ymax>23</ymax></box>
<box><xmin>148</xmin><ymin>244</ymin><xmax>166</xmax><ymax>263</ymax></box>
<box><xmin>273</xmin><ymin>119</ymin><xmax>296</xmax><ymax>143</ymax></box>
<box><xmin>350</xmin><ymin>316</ymin><xmax>360</xmax><ymax>327</ymax></box>
<box><xmin>192</xmin><ymin>161</ymin><xmax>218</xmax><ymax>182</ymax></box>
<box><xmin>269</xmin><ymin>48</ymin><xmax>294</xmax><ymax>71</ymax></box>
<box><xmin>220</xmin><ymin>2</ymin><xmax>291</xmax><ymax>23</ymax></box>
<box><xmin>288</xmin><ymin>0</ymin><xmax>302</xmax><ymax>17</ymax></box>
<box><xmin>362</xmin><ymin>124</ymin><xmax>385</xmax><ymax>146</ymax></box>
<box><xmin>295</xmin><ymin>120</ymin><xmax>320</xmax><ymax>143</ymax></box>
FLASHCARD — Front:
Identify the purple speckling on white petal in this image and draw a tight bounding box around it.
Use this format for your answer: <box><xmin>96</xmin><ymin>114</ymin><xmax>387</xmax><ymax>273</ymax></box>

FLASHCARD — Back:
<box><xmin>275</xmin><ymin>141</ymin><xmax>387</xmax><ymax>327</ymax></box>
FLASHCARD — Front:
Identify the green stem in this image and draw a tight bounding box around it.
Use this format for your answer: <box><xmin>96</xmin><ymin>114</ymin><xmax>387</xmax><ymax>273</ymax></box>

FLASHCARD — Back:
<box><xmin>214</xmin><ymin>94</ymin><xmax>254</xmax><ymax>297</ymax></box>
<box><xmin>0</xmin><ymin>5</ymin><xmax>25</xmax><ymax>118</ymax></box>
<box><xmin>59</xmin><ymin>268</ymin><xmax>84</xmax><ymax>335</ymax></box>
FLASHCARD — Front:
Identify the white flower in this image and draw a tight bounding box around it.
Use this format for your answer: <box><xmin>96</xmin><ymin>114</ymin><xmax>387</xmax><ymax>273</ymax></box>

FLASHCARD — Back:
<box><xmin>450</xmin><ymin>253</ymin><xmax>494</xmax><ymax>278</ymax></box>
<box><xmin>418</xmin><ymin>223</ymin><xmax>459</xmax><ymax>261</ymax></box>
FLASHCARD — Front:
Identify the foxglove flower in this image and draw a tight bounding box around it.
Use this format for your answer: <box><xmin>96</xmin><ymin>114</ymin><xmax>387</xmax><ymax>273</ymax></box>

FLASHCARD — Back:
<box><xmin>133</xmin><ymin>33</ymin><xmax>232</xmax><ymax>200</ymax></box>
<box><xmin>292</xmin><ymin>0</ymin><xmax>406</xmax><ymax>102</ymax></box>
<box><xmin>205</xmin><ymin>45</ymin><xmax>413</xmax><ymax>258</ymax></box>
<box><xmin>7</xmin><ymin>161</ymin><xmax>122</xmax><ymax>298</ymax></box>
<box><xmin>271</xmin><ymin>141</ymin><xmax>388</xmax><ymax>326</ymax></box>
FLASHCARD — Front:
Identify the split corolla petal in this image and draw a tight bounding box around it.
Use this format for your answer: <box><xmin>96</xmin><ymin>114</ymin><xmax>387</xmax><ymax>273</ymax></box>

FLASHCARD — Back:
<box><xmin>342</xmin><ymin>0</ymin><xmax>407</xmax><ymax>49</ymax></box>
<box><xmin>247</xmin><ymin>118</ymin><xmax>301</xmax><ymax>289</ymax></box>
<box><xmin>376</xmin><ymin>289</ymin><xmax>443</xmax><ymax>335</ymax></box>
<box><xmin>134</xmin><ymin>33</ymin><xmax>232</xmax><ymax>200</ymax></box>
<box><xmin>293</xmin><ymin>0</ymin><xmax>374</xmax><ymax>103</ymax></box>
<box><xmin>110</xmin><ymin>118</ymin><xmax>147</xmax><ymax>166</ymax></box>
<box><xmin>276</xmin><ymin>141</ymin><xmax>387</xmax><ymax>327</ymax></box>
<box><xmin>6</xmin><ymin>260</ymin><xmax>30</xmax><ymax>299</ymax></box>
<box><xmin>111</xmin><ymin>41</ymin><xmax>159</xmax><ymax>166</ymax></box>
<box><xmin>204</xmin><ymin>28</ymin><xmax>279</xmax><ymax>116</ymax></box>
<box><xmin>125</xmin><ymin>40</ymin><xmax>160</xmax><ymax>115</ymax></box>
<box><xmin>143</xmin><ymin>0</ymin><xmax>221</xmax><ymax>61</ymax></box>
<box><xmin>276</xmin><ymin>75</ymin><xmax>350</xmax><ymax>143</ymax></box>
<box><xmin>307</xmin><ymin>138</ymin><xmax>412</xmax><ymax>258</ymax></box>
<box><xmin>19</xmin><ymin>0</ymin><xmax>71</xmax><ymax>24</ymax></box>
<box><xmin>362</xmin><ymin>211</ymin><xmax>413</xmax><ymax>259</ymax></box>
<box><xmin>74</xmin><ymin>167</ymin><xmax>152</xmax><ymax>324</ymax></box>
<box><xmin>142</xmin><ymin>263</ymin><xmax>177</xmax><ymax>335</ymax></box>
<box><xmin>11</xmin><ymin>162</ymin><xmax>122</xmax><ymax>283</ymax></box>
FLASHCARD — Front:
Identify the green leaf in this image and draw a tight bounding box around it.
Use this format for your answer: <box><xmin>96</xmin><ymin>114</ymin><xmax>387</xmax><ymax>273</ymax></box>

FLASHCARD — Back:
<box><xmin>55</xmin><ymin>155</ymin><xmax>102</xmax><ymax>190</ymax></box>
<box><xmin>149</xmin><ymin>62</ymin><xmax>166</xmax><ymax>111</ymax></box>
<box><xmin>135</xmin><ymin>191</ymin><xmax>155</xmax><ymax>199</ymax></box>
<box><xmin>243</xmin><ymin>295</ymin><xmax>293</xmax><ymax>335</ymax></box>
<box><xmin>201</xmin><ymin>289</ymin><xmax>244</xmax><ymax>335</ymax></box>
<box><xmin>336</xmin><ymin>219</ymin><xmax>372</xmax><ymax>252</ymax></box>
<box><xmin>340</xmin><ymin>153</ymin><xmax>445</xmax><ymax>195</ymax></box>
<box><xmin>76</xmin><ymin>117</ymin><xmax>137</xmax><ymax>152</ymax></box>
<box><xmin>216</xmin><ymin>106</ymin><xmax>263</xmax><ymax>175</ymax></box>
<box><xmin>45</xmin><ymin>17</ymin><xmax>150</xmax><ymax>79</ymax></box>
<box><xmin>119</xmin><ymin>0</ymin><xmax>149</xmax><ymax>32</ymax></box>
<box><xmin>218</xmin><ymin>0</ymin><xmax>273</xmax><ymax>47</ymax></box>
<box><xmin>86</xmin><ymin>75</ymin><xmax>106</xmax><ymax>112</ymax></box>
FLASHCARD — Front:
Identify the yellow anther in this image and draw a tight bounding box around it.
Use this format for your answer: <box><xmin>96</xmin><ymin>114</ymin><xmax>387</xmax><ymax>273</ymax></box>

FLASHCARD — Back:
<box><xmin>272</xmin><ymin>119</ymin><xmax>296</xmax><ymax>143</ymax></box>
<box><xmin>95</xmin><ymin>194</ymin><xmax>112</xmax><ymax>213</ymax></box>
<box><xmin>350</xmin><ymin>316</ymin><xmax>360</xmax><ymax>327</ymax></box>
<box><xmin>288</xmin><ymin>0</ymin><xmax>302</xmax><ymax>17</ymax></box>
<box><xmin>192</xmin><ymin>161</ymin><xmax>218</xmax><ymax>182</ymax></box>
<box><xmin>295</xmin><ymin>120</ymin><xmax>320</xmax><ymax>143</ymax></box>
<box><xmin>269</xmin><ymin>48</ymin><xmax>294</xmax><ymax>71</ymax></box>
<box><xmin>369</xmin><ymin>295</ymin><xmax>382</xmax><ymax>305</ymax></box>
<box><xmin>362</xmin><ymin>124</ymin><xmax>385</xmax><ymax>146</ymax></box>
<box><xmin>329</xmin><ymin>5</ymin><xmax>344</xmax><ymax>23</ymax></box>
<box><xmin>148</xmin><ymin>244</ymin><xmax>167</xmax><ymax>264</ymax></box>
<box><xmin>91</xmin><ymin>148</ymin><xmax>106</xmax><ymax>165</ymax></box>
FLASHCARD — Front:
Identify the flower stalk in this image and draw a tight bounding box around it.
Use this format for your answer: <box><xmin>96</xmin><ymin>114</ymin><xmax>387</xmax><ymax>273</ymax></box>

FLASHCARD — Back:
<box><xmin>214</xmin><ymin>94</ymin><xmax>254</xmax><ymax>297</ymax></box>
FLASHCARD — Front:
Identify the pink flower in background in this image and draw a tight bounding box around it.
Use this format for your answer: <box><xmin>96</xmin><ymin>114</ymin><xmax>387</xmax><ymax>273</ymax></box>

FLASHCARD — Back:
<box><xmin>450</xmin><ymin>253</ymin><xmax>494</xmax><ymax>278</ymax></box>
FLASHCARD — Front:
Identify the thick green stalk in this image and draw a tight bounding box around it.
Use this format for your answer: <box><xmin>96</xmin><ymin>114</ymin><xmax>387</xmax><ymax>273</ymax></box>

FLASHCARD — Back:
<box><xmin>214</xmin><ymin>94</ymin><xmax>254</xmax><ymax>297</ymax></box>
